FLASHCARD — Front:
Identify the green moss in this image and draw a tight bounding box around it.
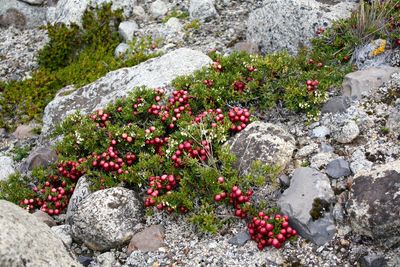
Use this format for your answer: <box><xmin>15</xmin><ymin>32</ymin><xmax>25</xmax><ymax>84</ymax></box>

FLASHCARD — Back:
<box><xmin>309</xmin><ymin>197</ymin><xmax>330</xmax><ymax>221</ymax></box>
<box><xmin>10</xmin><ymin>145</ymin><xmax>32</xmax><ymax>162</ymax></box>
<box><xmin>184</xmin><ymin>19</ymin><xmax>200</xmax><ymax>31</ymax></box>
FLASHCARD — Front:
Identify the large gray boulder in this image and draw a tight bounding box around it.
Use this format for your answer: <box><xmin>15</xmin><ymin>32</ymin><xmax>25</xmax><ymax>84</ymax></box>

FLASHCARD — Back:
<box><xmin>278</xmin><ymin>167</ymin><xmax>336</xmax><ymax>245</ymax></box>
<box><xmin>47</xmin><ymin>0</ymin><xmax>137</xmax><ymax>25</ymax></box>
<box><xmin>0</xmin><ymin>0</ymin><xmax>47</xmax><ymax>28</ymax></box>
<box><xmin>228</xmin><ymin>121</ymin><xmax>295</xmax><ymax>175</ymax></box>
<box><xmin>70</xmin><ymin>187</ymin><xmax>142</xmax><ymax>251</ymax></box>
<box><xmin>247</xmin><ymin>0</ymin><xmax>356</xmax><ymax>55</ymax></box>
<box><xmin>347</xmin><ymin>160</ymin><xmax>400</xmax><ymax>247</ymax></box>
<box><xmin>0</xmin><ymin>200</ymin><xmax>81</xmax><ymax>266</ymax></box>
<box><xmin>342</xmin><ymin>66</ymin><xmax>400</xmax><ymax>99</ymax></box>
<box><xmin>42</xmin><ymin>48</ymin><xmax>211</xmax><ymax>134</ymax></box>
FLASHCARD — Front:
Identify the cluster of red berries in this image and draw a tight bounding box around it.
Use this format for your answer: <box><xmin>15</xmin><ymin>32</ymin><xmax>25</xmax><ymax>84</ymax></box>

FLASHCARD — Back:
<box><xmin>91</xmin><ymin>146</ymin><xmax>131</xmax><ymax>175</ymax></box>
<box><xmin>145</xmin><ymin>136</ymin><xmax>169</xmax><ymax>156</ymax></box>
<box><xmin>248</xmin><ymin>213</ymin><xmax>297</xmax><ymax>250</ymax></box>
<box><xmin>228</xmin><ymin>107</ymin><xmax>251</xmax><ymax>132</ymax></box>
<box><xmin>57</xmin><ymin>160</ymin><xmax>85</xmax><ymax>181</ymax></box>
<box><xmin>212</xmin><ymin>60</ymin><xmax>223</xmax><ymax>72</ymax></box>
<box><xmin>132</xmin><ymin>97</ymin><xmax>143</xmax><ymax>115</ymax></box>
<box><xmin>20</xmin><ymin>176</ymin><xmax>73</xmax><ymax>215</ymax></box>
<box><xmin>171</xmin><ymin>139</ymin><xmax>210</xmax><ymax>167</ymax></box>
<box><xmin>144</xmin><ymin>174</ymin><xmax>179</xmax><ymax>207</ymax></box>
<box><xmin>203</xmin><ymin>79</ymin><xmax>213</xmax><ymax>88</ymax></box>
<box><xmin>233</xmin><ymin>80</ymin><xmax>246</xmax><ymax>93</ymax></box>
<box><xmin>193</xmin><ymin>108</ymin><xmax>225</xmax><ymax>128</ymax></box>
<box><xmin>307</xmin><ymin>59</ymin><xmax>324</xmax><ymax>68</ymax></box>
<box><xmin>90</xmin><ymin>109</ymin><xmax>111</xmax><ymax>128</ymax></box>
<box><xmin>163</xmin><ymin>90</ymin><xmax>193</xmax><ymax>129</ymax></box>
<box><xmin>306</xmin><ymin>80</ymin><xmax>319</xmax><ymax>93</ymax></box>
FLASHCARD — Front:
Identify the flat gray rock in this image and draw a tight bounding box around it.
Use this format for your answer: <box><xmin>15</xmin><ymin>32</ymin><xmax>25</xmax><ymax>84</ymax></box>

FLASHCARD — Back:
<box><xmin>0</xmin><ymin>200</ymin><xmax>81</xmax><ymax>266</ymax></box>
<box><xmin>0</xmin><ymin>0</ymin><xmax>46</xmax><ymax>28</ymax></box>
<box><xmin>278</xmin><ymin>167</ymin><xmax>336</xmax><ymax>245</ymax></box>
<box><xmin>42</xmin><ymin>48</ymin><xmax>211</xmax><ymax>135</ymax></box>
<box><xmin>0</xmin><ymin>156</ymin><xmax>15</xmax><ymax>181</ymax></box>
<box><xmin>326</xmin><ymin>158</ymin><xmax>351</xmax><ymax>179</ymax></box>
<box><xmin>321</xmin><ymin>96</ymin><xmax>351</xmax><ymax>114</ymax></box>
<box><xmin>342</xmin><ymin>66</ymin><xmax>400</xmax><ymax>99</ymax></box>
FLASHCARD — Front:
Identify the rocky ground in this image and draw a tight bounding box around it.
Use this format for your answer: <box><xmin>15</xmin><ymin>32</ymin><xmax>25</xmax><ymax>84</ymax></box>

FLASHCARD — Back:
<box><xmin>1</xmin><ymin>0</ymin><xmax>400</xmax><ymax>267</ymax></box>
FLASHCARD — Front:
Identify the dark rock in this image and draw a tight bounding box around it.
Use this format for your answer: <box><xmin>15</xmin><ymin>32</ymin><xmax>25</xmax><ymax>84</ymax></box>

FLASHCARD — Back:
<box><xmin>321</xmin><ymin>96</ymin><xmax>351</xmax><ymax>114</ymax></box>
<box><xmin>233</xmin><ymin>41</ymin><xmax>260</xmax><ymax>54</ymax></box>
<box><xmin>347</xmin><ymin>160</ymin><xmax>400</xmax><ymax>247</ymax></box>
<box><xmin>360</xmin><ymin>254</ymin><xmax>387</xmax><ymax>267</ymax></box>
<box><xmin>326</xmin><ymin>158</ymin><xmax>351</xmax><ymax>179</ymax></box>
<box><xmin>32</xmin><ymin>210</ymin><xmax>57</xmax><ymax>227</ymax></box>
<box><xmin>228</xmin><ymin>231</ymin><xmax>251</xmax><ymax>246</ymax></box>
<box><xmin>278</xmin><ymin>174</ymin><xmax>290</xmax><ymax>187</ymax></box>
<box><xmin>78</xmin><ymin>256</ymin><xmax>93</xmax><ymax>267</ymax></box>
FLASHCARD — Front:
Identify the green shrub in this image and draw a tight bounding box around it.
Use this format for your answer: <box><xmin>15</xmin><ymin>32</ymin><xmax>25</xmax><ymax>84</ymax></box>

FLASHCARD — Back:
<box><xmin>0</xmin><ymin>3</ymin><xmax>159</xmax><ymax>130</ymax></box>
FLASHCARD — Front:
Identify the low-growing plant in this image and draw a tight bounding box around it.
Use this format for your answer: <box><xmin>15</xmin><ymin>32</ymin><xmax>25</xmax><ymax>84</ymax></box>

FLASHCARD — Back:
<box><xmin>0</xmin><ymin>3</ymin><xmax>159</xmax><ymax>130</ymax></box>
<box><xmin>10</xmin><ymin>145</ymin><xmax>32</xmax><ymax>162</ymax></box>
<box><xmin>162</xmin><ymin>10</ymin><xmax>189</xmax><ymax>23</ymax></box>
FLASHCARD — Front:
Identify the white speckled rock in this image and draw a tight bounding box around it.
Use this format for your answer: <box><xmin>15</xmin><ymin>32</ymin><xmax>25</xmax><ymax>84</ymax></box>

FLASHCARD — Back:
<box><xmin>333</xmin><ymin>120</ymin><xmax>360</xmax><ymax>144</ymax></box>
<box><xmin>70</xmin><ymin>187</ymin><xmax>142</xmax><ymax>251</ymax></box>
<box><xmin>0</xmin><ymin>200</ymin><xmax>81</xmax><ymax>266</ymax></box>
<box><xmin>247</xmin><ymin>0</ymin><xmax>356</xmax><ymax>54</ymax></box>
<box><xmin>0</xmin><ymin>156</ymin><xmax>15</xmax><ymax>181</ymax></box>
<box><xmin>189</xmin><ymin>0</ymin><xmax>217</xmax><ymax>20</ymax></box>
<box><xmin>42</xmin><ymin>48</ymin><xmax>212</xmax><ymax>135</ymax></box>
<box><xmin>47</xmin><ymin>0</ymin><xmax>137</xmax><ymax>25</ymax></box>
<box><xmin>119</xmin><ymin>20</ymin><xmax>138</xmax><ymax>42</ymax></box>
<box><xmin>114</xmin><ymin>42</ymin><xmax>131</xmax><ymax>58</ymax></box>
<box><xmin>52</xmin><ymin>224</ymin><xmax>73</xmax><ymax>247</ymax></box>
<box><xmin>66</xmin><ymin>176</ymin><xmax>92</xmax><ymax>224</ymax></box>
<box><xmin>149</xmin><ymin>0</ymin><xmax>168</xmax><ymax>19</ymax></box>
<box><xmin>228</xmin><ymin>121</ymin><xmax>295</xmax><ymax>174</ymax></box>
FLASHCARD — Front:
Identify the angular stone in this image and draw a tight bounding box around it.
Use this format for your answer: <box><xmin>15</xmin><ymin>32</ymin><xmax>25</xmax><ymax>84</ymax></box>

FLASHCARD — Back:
<box><xmin>321</xmin><ymin>96</ymin><xmax>351</xmax><ymax>114</ymax></box>
<box><xmin>19</xmin><ymin>0</ymin><xmax>45</xmax><ymax>5</ymax></box>
<box><xmin>66</xmin><ymin>176</ymin><xmax>91</xmax><ymax>224</ymax></box>
<box><xmin>347</xmin><ymin>160</ymin><xmax>400</xmax><ymax>247</ymax></box>
<box><xmin>0</xmin><ymin>156</ymin><xmax>15</xmax><ymax>181</ymax></box>
<box><xmin>19</xmin><ymin>147</ymin><xmax>58</xmax><ymax>172</ymax></box>
<box><xmin>118</xmin><ymin>20</ymin><xmax>138</xmax><ymax>42</ymax></box>
<box><xmin>247</xmin><ymin>0</ymin><xmax>356</xmax><ymax>55</ymax></box>
<box><xmin>326</xmin><ymin>158</ymin><xmax>351</xmax><ymax>179</ymax></box>
<box><xmin>127</xmin><ymin>225</ymin><xmax>165</xmax><ymax>254</ymax></box>
<box><xmin>228</xmin><ymin>231</ymin><xmax>251</xmax><ymax>246</ymax></box>
<box><xmin>278</xmin><ymin>167</ymin><xmax>336</xmax><ymax>245</ymax></box>
<box><xmin>386</xmin><ymin>107</ymin><xmax>400</xmax><ymax>138</ymax></box>
<box><xmin>42</xmin><ymin>48</ymin><xmax>211</xmax><ymax>135</ymax></box>
<box><xmin>33</xmin><ymin>210</ymin><xmax>57</xmax><ymax>227</ymax></box>
<box><xmin>0</xmin><ymin>200</ymin><xmax>80</xmax><ymax>266</ymax></box>
<box><xmin>189</xmin><ymin>0</ymin><xmax>217</xmax><ymax>21</ymax></box>
<box><xmin>70</xmin><ymin>187</ymin><xmax>142</xmax><ymax>251</ymax></box>
<box><xmin>228</xmin><ymin>121</ymin><xmax>295</xmax><ymax>175</ymax></box>
<box><xmin>360</xmin><ymin>254</ymin><xmax>387</xmax><ymax>267</ymax></box>
<box><xmin>342</xmin><ymin>66</ymin><xmax>400</xmax><ymax>99</ymax></box>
